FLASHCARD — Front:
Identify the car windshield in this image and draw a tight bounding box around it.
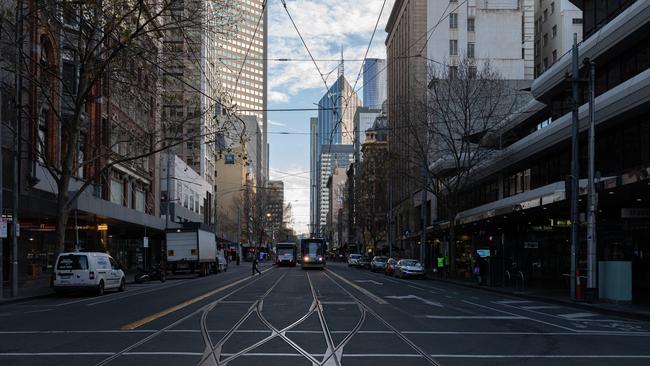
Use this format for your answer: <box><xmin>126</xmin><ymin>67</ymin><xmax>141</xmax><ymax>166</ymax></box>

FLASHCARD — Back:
<box><xmin>402</xmin><ymin>260</ymin><xmax>420</xmax><ymax>266</ymax></box>
<box><xmin>373</xmin><ymin>257</ymin><xmax>388</xmax><ymax>262</ymax></box>
<box><xmin>56</xmin><ymin>254</ymin><xmax>88</xmax><ymax>270</ymax></box>
<box><xmin>277</xmin><ymin>248</ymin><xmax>293</xmax><ymax>255</ymax></box>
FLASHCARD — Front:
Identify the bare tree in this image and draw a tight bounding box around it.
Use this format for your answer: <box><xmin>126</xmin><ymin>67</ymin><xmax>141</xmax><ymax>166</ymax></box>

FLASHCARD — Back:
<box><xmin>0</xmin><ymin>0</ymin><xmax>240</xmax><ymax>253</ymax></box>
<box><xmin>407</xmin><ymin>58</ymin><xmax>528</xmax><ymax>275</ymax></box>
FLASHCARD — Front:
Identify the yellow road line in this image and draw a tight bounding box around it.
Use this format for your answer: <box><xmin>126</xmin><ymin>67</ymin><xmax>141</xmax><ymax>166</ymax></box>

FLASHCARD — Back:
<box><xmin>121</xmin><ymin>267</ymin><xmax>274</xmax><ymax>330</ymax></box>
<box><xmin>327</xmin><ymin>269</ymin><xmax>387</xmax><ymax>305</ymax></box>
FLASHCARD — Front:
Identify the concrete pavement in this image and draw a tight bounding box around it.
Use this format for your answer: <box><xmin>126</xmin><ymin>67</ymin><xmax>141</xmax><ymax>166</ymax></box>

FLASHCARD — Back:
<box><xmin>0</xmin><ymin>262</ymin><xmax>649</xmax><ymax>365</ymax></box>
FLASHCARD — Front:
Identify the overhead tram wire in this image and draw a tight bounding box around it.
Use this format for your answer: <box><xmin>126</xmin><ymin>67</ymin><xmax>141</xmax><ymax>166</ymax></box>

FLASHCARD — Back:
<box><xmin>354</xmin><ymin>0</ymin><xmax>469</xmax><ymax>96</ymax></box>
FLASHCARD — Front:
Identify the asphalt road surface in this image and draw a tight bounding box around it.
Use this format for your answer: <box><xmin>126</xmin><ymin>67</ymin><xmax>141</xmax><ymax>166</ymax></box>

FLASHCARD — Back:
<box><xmin>1</xmin><ymin>262</ymin><xmax>650</xmax><ymax>366</ymax></box>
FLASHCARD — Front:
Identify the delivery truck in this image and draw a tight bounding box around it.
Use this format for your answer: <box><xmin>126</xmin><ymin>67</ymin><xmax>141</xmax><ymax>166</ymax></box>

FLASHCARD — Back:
<box><xmin>166</xmin><ymin>225</ymin><xmax>217</xmax><ymax>276</ymax></box>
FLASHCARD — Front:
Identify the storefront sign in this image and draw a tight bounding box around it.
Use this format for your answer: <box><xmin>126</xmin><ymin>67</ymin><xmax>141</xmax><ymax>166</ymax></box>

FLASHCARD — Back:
<box><xmin>621</xmin><ymin>208</ymin><xmax>650</xmax><ymax>219</ymax></box>
<box><xmin>143</xmin><ymin>236</ymin><xmax>149</xmax><ymax>248</ymax></box>
<box><xmin>0</xmin><ymin>220</ymin><xmax>7</xmax><ymax>238</ymax></box>
<box><xmin>524</xmin><ymin>241</ymin><xmax>539</xmax><ymax>249</ymax></box>
<box><xmin>476</xmin><ymin>249</ymin><xmax>490</xmax><ymax>257</ymax></box>
<box><xmin>97</xmin><ymin>224</ymin><xmax>109</xmax><ymax>231</ymax></box>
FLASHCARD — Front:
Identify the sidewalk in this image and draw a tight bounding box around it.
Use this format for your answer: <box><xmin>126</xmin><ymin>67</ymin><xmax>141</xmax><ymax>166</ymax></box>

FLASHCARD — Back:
<box><xmin>425</xmin><ymin>273</ymin><xmax>650</xmax><ymax>322</ymax></box>
<box><xmin>0</xmin><ymin>269</ymin><xmax>141</xmax><ymax>305</ymax></box>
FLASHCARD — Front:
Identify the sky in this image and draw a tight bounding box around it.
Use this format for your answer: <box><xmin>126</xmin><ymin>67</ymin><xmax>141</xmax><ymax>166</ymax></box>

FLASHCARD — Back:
<box><xmin>267</xmin><ymin>0</ymin><xmax>394</xmax><ymax>235</ymax></box>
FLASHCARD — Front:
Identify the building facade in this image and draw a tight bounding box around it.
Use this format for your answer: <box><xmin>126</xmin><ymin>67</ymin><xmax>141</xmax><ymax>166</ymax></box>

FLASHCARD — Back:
<box><xmin>385</xmin><ymin>0</ymin><xmax>428</xmax><ymax>258</ymax></box>
<box><xmin>326</xmin><ymin>167</ymin><xmax>348</xmax><ymax>251</ymax></box>
<box><xmin>309</xmin><ymin>117</ymin><xmax>319</xmax><ymax>234</ymax></box>
<box><xmin>426</xmin><ymin>0</ymin><xmax>534</xmax><ymax>80</ymax></box>
<box><xmin>318</xmin><ymin>145</ymin><xmax>354</xmax><ymax>234</ymax></box>
<box><xmin>433</xmin><ymin>0</ymin><xmax>650</xmax><ymax>303</ymax></box>
<box><xmin>354</xmin><ymin>107</ymin><xmax>383</xmax><ymax>160</ymax></box>
<box><xmin>362</xmin><ymin>58</ymin><xmax>387</xmax><ymax>109</ymax></box>
<box><xmin>267</xmin><ymin>181</ymin><xmax>284</xmax><ymax>242</ymax></box>
<box><xmin>317</xmin><ymin>75</ymin><xmax>362</xmax><ymax>150</ymax></box>
<box><xmin>534</xmin><ymin>0</ymin><xmax>583</xmax><ymax>76</ymax></box>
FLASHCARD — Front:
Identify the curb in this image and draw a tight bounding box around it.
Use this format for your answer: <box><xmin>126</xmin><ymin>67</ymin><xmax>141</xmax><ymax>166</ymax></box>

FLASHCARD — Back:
<box><xmin>426</xmin><ymin>276</ymin><xmax>650</xmax><ymax>322</ymax></box>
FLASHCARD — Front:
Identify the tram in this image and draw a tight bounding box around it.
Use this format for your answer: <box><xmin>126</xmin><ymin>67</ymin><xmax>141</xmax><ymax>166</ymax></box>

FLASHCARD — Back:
<box><xmin>300</xmin><ymin>238</ymin><xmax>326</xmax><ymax>269</ymax></box>
<box><xmin>275</xmin><ymin>241</ymin><xmax>297</xmax><ymax>266</ymax></box>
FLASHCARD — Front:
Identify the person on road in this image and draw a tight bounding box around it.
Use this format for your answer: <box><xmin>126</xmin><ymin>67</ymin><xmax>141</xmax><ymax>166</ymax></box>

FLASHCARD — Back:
<box><xmin>437</xmin><ymin>254</ymin><xmax>445</xmax><ymax>278</ymax></box>
<box><xmin>252</xmin><ymin>256</ymin><xmax>261</xmax><ymax>276</ymax></box>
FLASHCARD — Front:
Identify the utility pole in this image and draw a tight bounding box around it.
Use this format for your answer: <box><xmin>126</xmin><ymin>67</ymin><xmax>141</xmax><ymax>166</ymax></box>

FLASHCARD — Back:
<box><xmin>586</xmin><ymin>59</ymin><xmax>597</xmax><ymax>295</ymax></box>
<box><xmin>420</xmin><ymin>167</ymin><xmax>427</xmax><ymax>267</ymax></box>
<box><xmin>1</xmin><ymin>90</ymin><xmax>4</xmax><ymax>299</ymax></box>
<box><xmin>570</xmin><ymin>34</ymin><xmax>580</xmax><ymax>301</ymax></box>
<box><xmin>13</xmin><ymin>0</ymin><xmax>24</xmax><ymax>297</ymax></box>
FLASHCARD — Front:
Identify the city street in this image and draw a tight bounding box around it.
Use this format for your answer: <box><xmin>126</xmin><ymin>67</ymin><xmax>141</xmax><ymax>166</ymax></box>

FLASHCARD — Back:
<box><xmin>1</xmin><ymin>262</ymin><xmax>649</xmax><ymax>366</ymax></box>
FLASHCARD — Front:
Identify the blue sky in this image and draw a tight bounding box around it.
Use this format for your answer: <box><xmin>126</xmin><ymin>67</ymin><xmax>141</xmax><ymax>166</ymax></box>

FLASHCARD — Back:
<box><xmin>266</xmin><ymin>0</ymin><xmax>393</xmax><ymax>234</ymax></box>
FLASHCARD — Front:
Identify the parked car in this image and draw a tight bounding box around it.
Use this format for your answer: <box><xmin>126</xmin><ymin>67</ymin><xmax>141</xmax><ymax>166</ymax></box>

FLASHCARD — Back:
<box><xmin>348</xmin><ymin>254</ymin><xmax>362</xmax><ymax>267</ymax></box>
<box><xmin>385</xmin><ymin>258</ymin><xmax>397</xmax><ymax>276</ymax></box>
<box><xmin>395</xmin><ymin>259</ymin><xmax>425</xmax><ymax>279</ymax></box>
<box><xmin>53</xmin><ymin>252</ymin><xmax>126</xmax><ymax>295</ymax></box>
<box><xmin>370</xmin><ymin>256</ymin><xmax>389</xmax><ymax>272</ymax></box>
<box><xmin>358</xmin><ymin>256</ymin><xmax>371</xmax><ymax>269</ymax></box>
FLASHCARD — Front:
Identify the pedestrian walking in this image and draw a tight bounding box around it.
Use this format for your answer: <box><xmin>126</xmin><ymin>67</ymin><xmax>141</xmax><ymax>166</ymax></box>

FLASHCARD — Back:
<box><xmin>252</xmin><ymin>256</ymin><xmax>261</xmax><ymax>276</ymax></box>
<box><xmin>437</xmin><ymin>254</ymin><xmax>445</xmax><ymax>278</ymax></box>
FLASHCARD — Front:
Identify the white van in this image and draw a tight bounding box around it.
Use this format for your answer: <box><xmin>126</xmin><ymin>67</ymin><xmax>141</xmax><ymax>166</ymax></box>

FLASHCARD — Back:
<box><xmin>53</xmin><ymin>252</ymin><xmax>126</xmax><ymax>295</ymax></box>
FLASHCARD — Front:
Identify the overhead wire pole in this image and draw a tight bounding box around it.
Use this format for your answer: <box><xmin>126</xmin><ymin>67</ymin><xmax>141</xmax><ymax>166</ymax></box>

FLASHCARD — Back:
<box><xmin>586</xmin><ymin>59</ymin><xmax>597</xmax><ymax>295</ymax></box>
<box><xmin>12</xmin><ymin>0</ymin><xmax>24</xmax><ymax>297</ymax></box>
<box><xmin>570</xmin><ymin>34</ymin><xmax>580</xmax><ymax>301</ymax></box>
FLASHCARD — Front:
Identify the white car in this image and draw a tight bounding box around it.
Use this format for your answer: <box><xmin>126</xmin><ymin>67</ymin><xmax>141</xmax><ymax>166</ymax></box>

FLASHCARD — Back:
<box><xmin>395</xmin><ymin>259</ymin><xmax>426</xmax><ymax>279</ymax></box>
<box><xmin>53</xmin><ymin>252</ymin><xmax>126</xmax><ymax>295</ymax></box>
<box><xmin>348</xmin><ymin>254</ymin><xmax>362</xmax><ymax>267</ymax></box>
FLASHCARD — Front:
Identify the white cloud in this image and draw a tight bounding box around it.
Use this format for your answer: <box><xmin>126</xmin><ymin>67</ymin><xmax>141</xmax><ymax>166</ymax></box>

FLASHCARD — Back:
<box><xmin>269</xmin><ymin>0</ymin><xmax>395</xmax><ymax>102</ymax></box>
<box><xmin>268</xmin><ymin>119</ymin><xmax>287</xmax><ymax>127</ymax></box>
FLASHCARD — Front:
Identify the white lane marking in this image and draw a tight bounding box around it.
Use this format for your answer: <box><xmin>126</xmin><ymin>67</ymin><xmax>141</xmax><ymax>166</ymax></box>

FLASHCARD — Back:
<box><xmin>494</xmin><ymin>300</ymin><xmax>532</xmax><ymax>304</ymax></box>
<box><xmin>0</xmin><ymin>330</ymin><xmax>154</xmax><ymax>334</ymax></box>
<box><xmin>462</xmin><ymin>300</ymin><xmax>579</xmax><ymax>332</ymax></box>
<box><xmin>520</xmin><ymin>305</ymin><xmax>562</xmax><ymax>310</ymax></box>
<box><xmin>327</xmin><ymin>269</ymin><xmax>387</xmax><ymax>304</ymax></box>
<box><xmin>401</xmin><ymin>331</ymin><xmax>650</xmax><ymax>336</ymax></box>
<box><xmin>342</xmin><ymin>354</ymin><xmax>424</xmax><ymax>358</ymax></box>
<box><xmin>408</xmin><ymin>285</ymin><xmax>426</xmax><ymax>290</ymax></box>
<box><xmin>354</xmin><ymin>280</ymin><xmax>383</xmax><ymax>285</ymax></box>
<box><xmin>425</xmin><ymin>315</ymin><xmax>524</xmax><ymax>320</ymax></box>
<box><xmin>218</xmin><ymin>300</ymin><xmax>257</xmax><ymax>304</ymax></box>
<box><xmin>85</xmin><ymin>280</ymin><xmax>198</xmax><ymax>306</ymax></box>
<box><xmin>320</xmin><ymin>301</ymin><xmax>357</xmax><ymax>305</ymax></box>
<box><xmin>22</xmin><ymin>309</ymin><xmax>53</xmax><ymax>314</ymax></box>
<box><xmin>57</xmin><ymin>280</ymin><xmax>188</xmax><ymax>307</ymax></box>
<box><xmin>429</xmin><ymin>354</ymin><xmax>650</xmax><ymax>359</ymax></box>
<box><xmin>558</xmin><ymin>312</ymin><xmax>598</xmax><ymax>319</ymax></box>
<box><xmin>385</xmin><ymin>295</ymin><xmax>443</xmax><ymax>307</ymax></box>
<box><xmin>0</xmin><ymin>352</ymin><xmax>114</xmax><ymax>356</ymax></box>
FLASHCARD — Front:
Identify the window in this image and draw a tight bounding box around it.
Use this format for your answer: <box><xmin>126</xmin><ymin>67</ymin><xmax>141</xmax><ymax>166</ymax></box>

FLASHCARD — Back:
<box><xmin>552</xmin><ymin>50</ymin><xmax>557</xmax><ymax>63</ymax></box>
<box><xmin>135</xmin><ymin>190</ymin><xmax>145</xmax><ymax>212</ymax></box>
<box><xmin>543</xmin><ymin>9</ymin><xmax>548</xmax><ymax>22</ymax></box>
<box><xmin>467</xmin><ymin>43</ymin><xmax>475</xmax><ymax>59</ymax></box>
<box><xmin>552</xmin><ymin>25</ymin><xmax>557</xmax><ymax>38</ymax></box>
<box><xmin>448</xmin><ymin>66</ymin><xmax>458</xmax><ymax>79</ymax></box>
<box><xmin>543</xmin><ymin>57</ymin><xmax>548</xmax><ymax>69</ymax></box>
<box><xmin>111</xmin><ymin>178</ymin><xmax>124</xmax><ymax>205</ymax></box>
<box><xmin>449</xmin><ymin>40</ymin><xmax>458</xmax><ymax>56</ymax></box>
<box><xmin>468</xmin><ymin>66</ymin><xmax>477</xmax><ymax>79</ymax></box>
<box><xmin>467</xmin><ymin>18</ymin><xmax>475</xmax><ymax>32</ymax></box>
<box><xmin>572</xmin><ymin>18</ymin><xmax>583</xmax><ymax>24</ymax></box>
<box><xmin>550</xmin><ymin>2</ymin><xmax>555</xmax><ymax>14</ymax></box>
<box><xmin>449</xmin><ymin>13</ymin><xmax>458</xmax><ymax>29</ymax></box>
<box><xmin>543</xmin><ymin>33</ymin><xmax>548</xmax><ymax>47</ymax></box>
<box><xmin>37</xmin><ymin>109</ymin><xmax>48</xmax><ymax>162</ymax></box>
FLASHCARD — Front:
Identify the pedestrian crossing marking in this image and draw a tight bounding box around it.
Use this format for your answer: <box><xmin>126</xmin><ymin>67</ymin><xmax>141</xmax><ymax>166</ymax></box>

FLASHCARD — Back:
<box><xmin>494</xmin><ymin>300</ymin><xmax>531</xmax><ymax>304</ymax></box>
<box><xmin>520</xmin><ymin>305</ymin><xmax>562</xmax><ymax>310</ymax></box>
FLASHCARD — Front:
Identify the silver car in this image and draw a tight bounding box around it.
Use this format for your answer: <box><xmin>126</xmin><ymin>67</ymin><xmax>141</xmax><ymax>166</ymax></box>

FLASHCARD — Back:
<box><xmin>370</xmin><ymin>256</ymin><xmax>388</xmax><ymax>272</ymax></box>
<box><xmin>348</xmin><ymin>254</ymin><xmax>361</xmax><ymax>267</ymax></box>
<box><xmin>395</xmin><ymin>259</ymin><xmax>425</xmax><ymax>279</ymax></box>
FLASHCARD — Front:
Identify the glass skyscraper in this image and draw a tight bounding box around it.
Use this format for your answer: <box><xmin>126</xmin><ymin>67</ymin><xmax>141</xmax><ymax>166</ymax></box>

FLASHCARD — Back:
<box><xmin>362</xmin><ymin>58</ymin><xmax>387</xmax><ymax>109</ymax></box>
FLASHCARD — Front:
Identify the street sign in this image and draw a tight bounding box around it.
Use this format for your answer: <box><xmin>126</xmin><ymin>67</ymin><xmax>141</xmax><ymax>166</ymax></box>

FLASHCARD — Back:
<box><xmin>0</xmin><ymin>220</ymin><xmax>7</xmax><ymax>238</ymax></box>
<box><xmin>143</xmin><ymin>236</ymin><xmax>149</xmax><ymax>248</ymax></box>
<box><xmin>97</xmin><ymin>224</ymin><xmax>108</xmax><ymax>231</ymax></box>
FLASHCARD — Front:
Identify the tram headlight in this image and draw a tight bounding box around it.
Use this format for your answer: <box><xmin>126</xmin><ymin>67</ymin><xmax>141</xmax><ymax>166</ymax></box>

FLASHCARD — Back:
<box><xmin>303</xmin><ymin>256</ymin><xmax>309</xmax><ymax>262</ymax></box>
<box><xmin>318</xmin><ymin>257</ymin><xmax>323</xmax><ymax>261</ymax></box>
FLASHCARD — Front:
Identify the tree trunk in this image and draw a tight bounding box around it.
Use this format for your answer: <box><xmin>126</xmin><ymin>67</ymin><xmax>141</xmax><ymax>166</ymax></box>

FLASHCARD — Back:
<box><xmin>54</xmin><ymin>191</ymin><xmax>70</xmax><ymax>255</ymax></box>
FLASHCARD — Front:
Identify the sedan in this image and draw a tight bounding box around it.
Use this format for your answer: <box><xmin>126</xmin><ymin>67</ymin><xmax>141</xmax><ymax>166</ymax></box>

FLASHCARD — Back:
<box><xmin>370</xmin><ymin>256</ymin><xmax>388</xmax><ymax>272</ymax></box>
<box><xmin>384</xmin><ymin>258</ymin><xmax>397</xmax><ymax>276</ymax></box>
<box><xmin>395</xmin><ymin>259</ymin><xmax>425</xmax><ymax>279</ymax></box>
<box><xmin>358</xmin><ymin>256</ymin><xmax>370</xmax><ymax>269</ymax></box>
<box><xmin>348</xmin><ymin>254</ymin><xmax>361</xmax><ymax>267</ymax></box>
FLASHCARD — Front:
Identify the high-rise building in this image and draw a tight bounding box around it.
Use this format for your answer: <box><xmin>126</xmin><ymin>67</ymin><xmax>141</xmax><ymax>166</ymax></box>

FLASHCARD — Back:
<box><xmin>354</xmin><ymin>107</ymin><xmax>383</xmax><ymax>161</ymax></box>
<box><xmin>534</xmin><ymin>0</ymin><xmax>583</xmax><ymax>77</ymax></box>
<box><xmin>362</xmin><ymin>58</ymin><xmax>387</xmax><ymax>109</ymax></box>
<box><xmin>208</xmin><ymin>0</ymin><xmax>268</xmax><ymax>182</ymax></box>
<box><xmin>309</xmin><ymin>117</ymin><xmax>319</xmax><ymax>234</ymax></box>
<box><xmin>426</xmin><ymin>0</ymin><xmax>535</xmax><ymax>80</ymax></box>
<box><xmin>318</xmin><ymin>145</ymin><xmax>354</xmax><ymax>234</ymax></box>
<box><xmin>386</xmin><ymin>0</ymin><xmax>427</xmax><ymax>255</ymax></box>
<box><xmin>267</xmin><ymin>181</ymin><xmax>284</xmax><ymax>241</ymax></box>
<box><xmin>317</xmin><ymin>75</ymin><xmax>362</xmax><ymax>151</ymax></box>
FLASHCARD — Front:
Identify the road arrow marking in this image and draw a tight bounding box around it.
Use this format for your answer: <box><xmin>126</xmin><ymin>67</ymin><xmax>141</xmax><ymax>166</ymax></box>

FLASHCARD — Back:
<box><xmin>384</xmin><ymin>295</ymin><xmax>443</xmax><ymax>307</ymax></box>
<box><xmin>354</xmin><ymin>280</ymin><xmax>383</xmax><ymax>285</ymax></box>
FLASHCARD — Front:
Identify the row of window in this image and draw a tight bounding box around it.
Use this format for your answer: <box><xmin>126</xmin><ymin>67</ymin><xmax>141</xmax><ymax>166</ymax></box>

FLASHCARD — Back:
<box><xmin>448</xmin><ymin>13</ymin><xmax>475</xmax><ymax>32</ymax></box>
<box><xmin>449</xmin><ymin>40</ymin><xmax>474</xmax><ymax>58</ymax></box>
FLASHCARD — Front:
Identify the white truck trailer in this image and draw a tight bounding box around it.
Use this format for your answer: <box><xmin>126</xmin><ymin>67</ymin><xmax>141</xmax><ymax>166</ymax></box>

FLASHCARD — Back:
<box><xmin>166</xmin><ymin>227</ymin><xmax>216</xmax><ymax>276</ymax></box>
